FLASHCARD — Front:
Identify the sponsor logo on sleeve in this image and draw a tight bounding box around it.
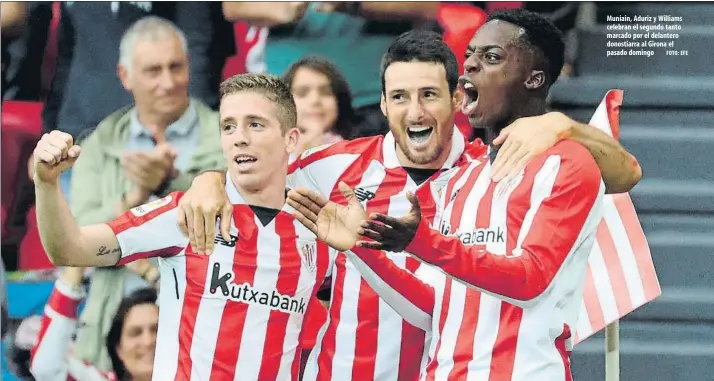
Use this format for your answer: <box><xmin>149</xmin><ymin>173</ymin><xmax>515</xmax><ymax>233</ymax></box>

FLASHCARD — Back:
<box><xmin>130</xmin><ymin>195</ymin><xmax>173</xmax><ymax>217</ymax></box>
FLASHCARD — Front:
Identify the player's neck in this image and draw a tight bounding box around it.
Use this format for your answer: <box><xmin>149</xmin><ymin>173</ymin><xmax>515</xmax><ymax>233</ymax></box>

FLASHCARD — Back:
<box><xmin>485</xmin><ymin>99</ymin><xmax>547</xmax><ymax>145</ymax></box>
<box><xmin>230</xmin><ymin>173</ymin><xmax>287</xmax><ymax>210</ymax></box>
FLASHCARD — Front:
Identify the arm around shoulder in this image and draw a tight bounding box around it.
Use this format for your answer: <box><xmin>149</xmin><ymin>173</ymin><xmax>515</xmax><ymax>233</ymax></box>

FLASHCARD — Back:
<box><xmin>566</xmin><ymin>118</ymin><xmax>642</xmax><ymax>194</ymax></box>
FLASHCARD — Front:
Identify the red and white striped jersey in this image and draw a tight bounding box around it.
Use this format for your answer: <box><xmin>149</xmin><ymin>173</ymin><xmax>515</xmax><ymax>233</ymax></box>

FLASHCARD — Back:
<box><xmin>30</xmin><ymin>279</ymin><xmax>118</xmax><ymax>381</ymax></box>
<box><xmin>107</xmin><ymin>175</ymin><xmax>335</xmax><ymax>381</ymax></box>
<box><xmin>287</xmin><ymin>129</ymin><xmax>485</xmax><ymax>381</ymax></box>
<box><xmin>346</xmin><ymin>139</ymin><xmax>606</xmax><ymax>381</ymax></box>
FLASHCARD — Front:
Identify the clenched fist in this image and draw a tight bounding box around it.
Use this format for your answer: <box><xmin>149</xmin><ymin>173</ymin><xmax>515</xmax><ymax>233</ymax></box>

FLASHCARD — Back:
<box><xmin>32</xmin><ymin>131</ymin><xmax>82</xmax><ymax>184</ymax></box>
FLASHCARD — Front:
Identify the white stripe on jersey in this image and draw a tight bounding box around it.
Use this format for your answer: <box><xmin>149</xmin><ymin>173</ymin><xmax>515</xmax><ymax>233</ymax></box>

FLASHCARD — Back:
<box><xmin>153</xmin><ymin>255</ymin><xmax>186</xmax><ymax>380</ymax></box>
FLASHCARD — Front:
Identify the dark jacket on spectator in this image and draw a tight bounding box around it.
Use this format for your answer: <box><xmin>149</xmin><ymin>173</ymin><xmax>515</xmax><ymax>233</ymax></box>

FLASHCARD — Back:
<box><xmin>40</xmin><ymin>2</ymin><xmax>234</xmax><ymax>139</ymax></box>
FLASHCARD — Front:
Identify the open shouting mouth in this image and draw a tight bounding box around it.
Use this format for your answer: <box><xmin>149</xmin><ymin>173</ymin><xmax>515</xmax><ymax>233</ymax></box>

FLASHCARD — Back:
<box><xmin>459</xmin><ymin>75</ymin><xmax>479</xmax><ymax>116</ymax></box>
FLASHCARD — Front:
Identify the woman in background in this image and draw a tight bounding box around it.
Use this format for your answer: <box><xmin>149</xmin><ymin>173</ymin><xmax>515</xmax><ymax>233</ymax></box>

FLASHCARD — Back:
<box><xmin>282</xmin><ymin>57</ymin><xmax>357</xmax><ymax>378</ymax></box>
<box><xmin>283</xmin><ymin>56</ymin><xmax>358</xmax><ymax>160</ymax></box>
<box><xmin>29</xmin><ymin>267</ymin><xmax>158</xmax><ymax>381</ymax></box>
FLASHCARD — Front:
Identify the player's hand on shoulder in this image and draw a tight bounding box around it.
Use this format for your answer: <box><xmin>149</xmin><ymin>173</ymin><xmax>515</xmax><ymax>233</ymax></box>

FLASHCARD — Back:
<box><xmin>32</xmin><ymin>130</ymin><xmax>81</xmax><ymax>184</ymax></box>
<box><xmin>177</xmin><ymin>171</ymin><xmax>232</xmax><ymax>256</ymax></box>
<box><xmin>491</xmin><ymin>112</ymin><xmax>573</xmax><ymax>182</ymax></box>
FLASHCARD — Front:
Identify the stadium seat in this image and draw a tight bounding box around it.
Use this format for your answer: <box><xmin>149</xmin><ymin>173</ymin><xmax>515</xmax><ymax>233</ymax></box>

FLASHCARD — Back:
<box><xmin>1</xmin><ymin>101</ymin><xmax>43</xmax><ymax>244</ymax></box>
<box><xmin>438</xmin><ymin>3</ymin><xmax>487</xmax><ymax>140</ymax></box>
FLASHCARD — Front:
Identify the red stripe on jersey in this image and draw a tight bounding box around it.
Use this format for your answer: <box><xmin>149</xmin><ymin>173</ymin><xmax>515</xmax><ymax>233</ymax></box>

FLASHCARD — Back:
<box><xmin>117</xmin><ymin>246</ymin><xmax>184</xmax><ymax>266</ymax></box>
<box><xmin>425</xmin><ymin>278</ymin><xmax>453</xmax><ymax>381</ymax></box>
<box><xmin>174</xmin><ymin>255</ymin><xmax>211</xmax><ymax>379</ymax></box>
<box><xmin>46</xmin><ymin>289</ymin><xmax>80</xmax><ymax>319</ymax></box>
<box><xmin>596</xmin><ymin>220</ymin><xmax>633</xmax><ymax>315</ymax></box>
<box><xmin>108</xmin><ymin>192</ymin><xmax>184</xmax><ymax>235</ymax></box>
<box><xmin>353</xmin><ymin>168</ymin><xmax>409</xmax><ymax>381</ymax></box>
<box><xmin>315</xmin><ymin>253</ymin><xmax>348</xmax><ymax>381</ymax></box>
<box><xmin>209</xmin><ymin>206</ymin><xmax>261</xmax><ymax>379</ymax></box>
<box><xmin>398</xmin><ymin>295</ymin><xmax>427</xmax><ymax>381</ymax></box>
<box><xmin>488</xmin><ymin>303</ymin><xmax>524</xmax><ymax>381</ymax></box>
<box><xmin>555</xmin><ymin>324</ymin><xmax>574</xmax><ymax>381</ymax></box>
<box><xmin>448</xmin><ymin>180</ymin><xmax>496</xmax><ymax>380</ymax></box>
<box><xmin>288</xmin><ymin>136</ymin><xmax>382</xmax><ymax>175</ymax></box>
<box><xmin>582</xmin><ymin>266</ymin><xmax>606</xmax><ymax>334</ymax></box>
<box><xmin>315</xmin><ymin>147</ymin><xmax>377</xmax><ymax>381</ymax></box>
<box><xmin>405</xmin><ymin>258</ymin><xmax>421</xmax><ymax>274</ymax></box>
<box><xmin>612</xmin><ymin>194</ymin><xmax>660</xmax><ymax>300</ymax></box>
<box><xmin>258</xmin><ymin>213</ymin><xmax>301</xmax><ymax>381</ymax></box>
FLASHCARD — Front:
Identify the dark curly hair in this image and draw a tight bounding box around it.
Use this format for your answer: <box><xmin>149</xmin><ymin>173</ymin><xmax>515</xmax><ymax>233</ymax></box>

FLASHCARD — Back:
<box><xmin>487</xmin><ymin>9</ymin><xmax>565</xmax><ymax>87</ymax></box>
<box><xmin>282</xmin><ymin>56</ymin><xmax>357</xmax><ymax>140</ymax></box>
<box><xmin>380</xmin><ymin>30</ymin><xmax>460</xmax><ymax>95</ymax></box>
<box><xmin>106</xmin><ymin>287</ymin><xmax>158</xmax><ymax>381</ymax></box>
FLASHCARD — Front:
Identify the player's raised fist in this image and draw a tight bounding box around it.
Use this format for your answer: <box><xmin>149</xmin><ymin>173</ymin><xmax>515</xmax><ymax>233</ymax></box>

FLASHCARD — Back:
<box><xmin>32</xmin><ymin>130</ymin><xmax>82</xmax><ymax>184</ymax></box>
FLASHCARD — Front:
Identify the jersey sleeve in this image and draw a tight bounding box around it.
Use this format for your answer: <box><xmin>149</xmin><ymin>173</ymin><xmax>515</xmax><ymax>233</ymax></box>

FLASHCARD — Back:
<box><xmin>345</xmin><ymin>248</ymin><xmax>436</xmax><ymax>331</ymax></box>
<box><xmin>107</xmin><ymin>192</ymin><xmax>190</xmax><ymax>266</ymax></box>
<box><xmin>405</xmin><ymin>141</ymin><xmax>605</xmax><ymax>308</ymax></box>
<box><xmin>30</xmin><ymin>279</ymin><xmax>84</xmax><ymax>381</ymax></box>
<box><xmin>287</xmin><ymin>139</ymin><xmax>378</xmax><ymax>197</ymax></box>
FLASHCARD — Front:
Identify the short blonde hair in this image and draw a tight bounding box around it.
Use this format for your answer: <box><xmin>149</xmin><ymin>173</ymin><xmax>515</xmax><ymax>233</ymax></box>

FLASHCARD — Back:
<box><xmin>219</xmin><ymin>73</ymin><xmax>297</xmax><ymax>133</ymax></box>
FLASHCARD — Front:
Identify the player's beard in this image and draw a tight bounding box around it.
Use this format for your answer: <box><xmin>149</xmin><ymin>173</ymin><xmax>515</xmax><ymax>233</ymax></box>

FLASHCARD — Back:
<box><xmin>388</xmin><ymin>111</ymin><xmax>445</xmax><ymax>166</ymax></box>
<box><xmin>399</xmin><ymin>135</ymin><xmax>444</xmax><ymax>165</ymax></box>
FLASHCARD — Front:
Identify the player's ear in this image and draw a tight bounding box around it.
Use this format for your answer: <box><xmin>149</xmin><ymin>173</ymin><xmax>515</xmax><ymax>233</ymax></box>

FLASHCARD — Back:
<box><xmin>452</xmin><ymin>87</ymin><xmax>464</xmax><ymax>112</ymax></box>
<box><xmin>524</xmin><ymin>70</ymin><xmax>545</xmax><ymax>91</ymax></box>
<box><xmin>380</xmin><ymin>94</ymin><xmax>387</xmax><ymax>117</ymax></box>
<box><xmin>284</xmin><ymin>127</ymin><xmax>300</xmax><ymax>154</ymax></box>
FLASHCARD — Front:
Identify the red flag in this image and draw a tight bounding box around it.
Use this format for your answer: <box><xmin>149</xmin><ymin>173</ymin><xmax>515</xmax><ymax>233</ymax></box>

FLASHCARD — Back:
<box><xmin>574</xmin><ymin>90</ymin><xmax>662</xmax><ymax>344</ymax></box>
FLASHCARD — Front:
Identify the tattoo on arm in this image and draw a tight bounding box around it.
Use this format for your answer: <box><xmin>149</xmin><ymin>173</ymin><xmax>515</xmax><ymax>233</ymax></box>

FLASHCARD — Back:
<box><xmin>97</xmin><ymin>245</ymin><xmax>121</xmax><ymax>257</ymax></box>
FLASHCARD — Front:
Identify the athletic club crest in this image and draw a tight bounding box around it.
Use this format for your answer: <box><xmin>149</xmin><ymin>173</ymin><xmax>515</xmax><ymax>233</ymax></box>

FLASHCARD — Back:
<box><xmin>298</xmin><ymin>240</ymin><xmax>317</xmax><ymax>274</ymax></box>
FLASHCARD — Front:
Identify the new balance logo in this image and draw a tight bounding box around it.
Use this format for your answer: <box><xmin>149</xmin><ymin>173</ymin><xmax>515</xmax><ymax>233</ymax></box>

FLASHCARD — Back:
<box><xmin>214</xmin><ymin>234</ymin><xmax>238</xmax><ymax>247</ymax></box>
<box><xmin>449</xmin><ymin>189</ymin><xmax>460</xmax><ymax>203</ymax></box>
<box><xmin>354</xmin><ymin>188</ymin><xmax>376</xmax><ymax>202</ymax></box>
<box><xmin>209</xmin><ymin>263</ymin><xmax>307</xmax><ymax>314</ymax></box>
<box><xmin>439</xmin><ymin>223</ymin><xmax>505</xmax><ymax>245</ymax></box>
